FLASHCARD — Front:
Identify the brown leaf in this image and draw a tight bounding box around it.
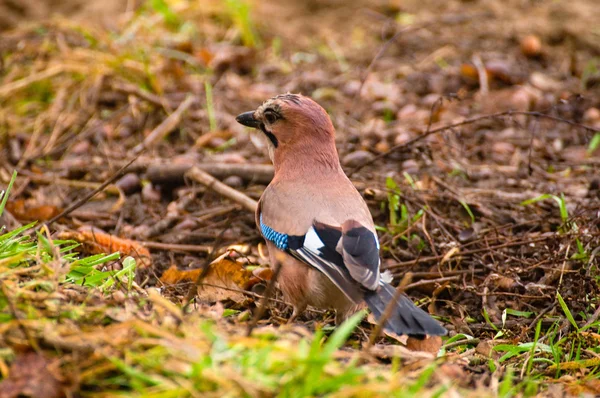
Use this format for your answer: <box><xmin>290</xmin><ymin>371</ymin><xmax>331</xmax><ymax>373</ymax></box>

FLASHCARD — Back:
<box><xmin>57</xmin><ymin>226</ymin><xmax>151</xmax><ymax>268</ymax></box>
<box><xmin>5</xmin><ymin>200</ymin><xmax>62</xmax><ymax>222</ymax></box>
<box><xmin>406</xmin><ymin>335</ymin><xmax>443</xmax><ymax>354</ymax></box>
<box><xmin>247</xmin><ymin>267</ymin><xmax>273</xmax><ymax>290</ymax></box>
<box><xmin>160</xmin><ymin>257</ymin><xmax>252</xmax><ymax>303</ymax></box>
<box><xmin>475</xmin><ymin>340</ymin><xmax>496</xmax><ymax>357</ymax></box>
<box><xmin>0</xmin><ymin>352</ymin><xmax>66</xmax><ymax>398</ymax></box>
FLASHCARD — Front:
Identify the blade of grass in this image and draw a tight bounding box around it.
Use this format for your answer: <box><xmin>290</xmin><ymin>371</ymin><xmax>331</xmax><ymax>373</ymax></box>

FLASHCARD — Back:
<box><xmin>556</xmin><ymin>292</ymin><xmax>579</xmax><ymax>331</ymax></box>
<box><xmin>0</xmin><ymin>171</ymin><xmax>17</xmax><ymax>218</ymax></box>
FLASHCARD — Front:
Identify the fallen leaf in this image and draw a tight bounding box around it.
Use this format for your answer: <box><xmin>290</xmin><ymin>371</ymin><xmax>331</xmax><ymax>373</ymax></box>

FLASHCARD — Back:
<box><xmin>368</xmin><ymin>343</ymin><xmax>434</xmax><ymax>362</ymax></box>
<box><xmin>475</xmin><ymin>340</ymin><xmax>496</xmax><ymax>357</ymax></box>
<box><xmin>160</xmin><ymin>257</ymin><xmax>252</xmax><ymax>303</ymax></box>
<box><xmin>0</xmin><ymin>352</ymin><xmax>66</xmax><ymax>398</ymax></box>
<box><xmin>57</xmin><ymin>226</ymin><xmax>151</xmax><ymax>268</ymax></box>
<box><xmin>406</xmin><ymin>335</ymin><xmax>443</xmax><ymax>354</ymax></box>
<box><xmin>5</xmin><ymin>200</ymin><xmax>61</xmax><ymax>222</ymax></box>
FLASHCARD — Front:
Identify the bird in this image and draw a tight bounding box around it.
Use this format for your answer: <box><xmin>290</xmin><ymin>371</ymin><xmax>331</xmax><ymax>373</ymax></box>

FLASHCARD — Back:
<box><xmin>236</xmin><ymin>93</ymin><xmax>446</xmax><ymax>337</ymax></box>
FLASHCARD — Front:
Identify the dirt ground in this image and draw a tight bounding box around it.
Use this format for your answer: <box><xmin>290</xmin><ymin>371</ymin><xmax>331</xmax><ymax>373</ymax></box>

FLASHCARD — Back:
<box><xmin>1</xmin><ymin>0</ymin><xmax>600</xmax><ymax>395</ymax></box>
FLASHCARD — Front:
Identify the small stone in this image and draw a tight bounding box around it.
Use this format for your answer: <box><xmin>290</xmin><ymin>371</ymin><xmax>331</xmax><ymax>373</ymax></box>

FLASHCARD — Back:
<box><xmin>71</xmin><ymin>140</ymin><xmax>90</xmax><ymax>155</ymax></box>
<box><xmin>208</xmin><ymin>137</ymin><xmax>227</xmax><ymax>148</ymax></box>
<box><xmin>530</xmin><ymin>72</ymin><xmax>562</xmax><ymax>92</ymax></box>
<box><xmin>342</xmin><ymin>150</ymin><xmax>375</xmax><ymax>167</ymax></box>
<box><xmin>112</xmin><ymin>290</ymin><xmax>126</xmax><ymax>303</ymax></box>
<box><xmin>312</xmin><ymin>87</ymin><xmax>339</xmax><ymax>101</ymax></box>
<box><xmin>583</xmin><ymin>107</ymin><xmax>600</xmax><ymax>123</ymax></box>
<box><xmin>372</xmin><ymin>100</ymin><xmax>399</xmax><ymax>115</ymax></box>
<box><xmin>421</xmin><ymin>93</ymin><xmax>443</xmax><ymax>107</ymax></box>
<box><xmin>361</xmin><ymin>78</ymin><xmax>401</xmax><ymax>103</ymax></box>
<box><xmin>401</xmin><ymin>159</ymin><xmax>419</xmax><ymax>174</ymax></box>
<box><xmin>174</xmin><ymin>218</ymin><xmax>197</xmax><ymax>231</ymax></box>
<box><xmin>492</xmin><ymin>142</ymin><xmax>515</xmax><ymax>154</ymax></box>
<box><xmin>458</xmin><ymin>227</ymin><xmax>476</xmax><ymax>242</ymax></box>
<box><xmin>486</xmin><ymin>59</ymin><xmax>519</xmax><ymax>84</ymax></box>
<box><xmin>142</xmin><ymin>183</ymin><xmax>161</xmax><ymax>202</ymax></box>
<box><xmin>397</xmin><ymin>104</ymin><xmax>418</xmax><ymax>120</ymax></box>
<box><xmin>251</xmin><ymin>283</ymin><xmax>266</xmax><ymax>295</ymax></box>
<box><xmin>394</xmin><ymin>130</ymin><xmax>413</xmax><ymax>146</ymax></box>
<box><xmin>208</xmin><ymin>153</ymin><xmax>247</xmax><ymax>164</ymax></box>
<box><xmin>116</xmin><ymin>173</ymin><xmax>141</xmax><ymax>195</ymax></box>
<box><xmin>491</xmin><ymin>142</ymin><xmax>516</xmax><ymax>163</ymax></box>
<box><xmin>361</xmin><ymin>118</ymin><xmax>387</xmax><ymax>139</ymax></box>
<box><xmin>375</xmin><ymin>141</ymin><xmax>390</xmax><ymax>153</ymax></box>
<box><xmin>223</xmin><ymin>175</ymin><xmax>243</xmax><ymax>188</ymax></box>
<box><xmin>342</xmin><ymin>80</ymin><xmax>362</xmax><ymax>96</ymax></box>
<box><xmin>510</xmin><ymin>87</ymin><xmax>534</xmax><ymax>111</ymax></box>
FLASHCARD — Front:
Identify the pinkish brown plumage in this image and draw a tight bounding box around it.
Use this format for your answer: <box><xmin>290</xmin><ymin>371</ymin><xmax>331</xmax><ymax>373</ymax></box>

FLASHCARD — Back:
<box><xmin>236</xmin><ymin>93</ymin><xmax>446</xmax><ymax>336</ymax></box>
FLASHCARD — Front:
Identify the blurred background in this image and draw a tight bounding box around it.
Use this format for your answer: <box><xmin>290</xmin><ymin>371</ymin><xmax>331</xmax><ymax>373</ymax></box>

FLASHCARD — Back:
<box><xmin>0</xmin><ymin>0</ymin><xmax>599</xmax><ymax>331</ymax></box>
<box><xmin>1</xmin><ymin>2</ymin><xmax>600</xmax><ymax>394</ymax></box>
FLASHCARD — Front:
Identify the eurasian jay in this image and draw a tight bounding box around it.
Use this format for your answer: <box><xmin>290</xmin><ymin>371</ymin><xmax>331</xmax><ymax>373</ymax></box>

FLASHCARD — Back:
<box><xmin>236</xmin><ymin>93</ymin><xmax>446</xmax><ymax>337</ymax></box>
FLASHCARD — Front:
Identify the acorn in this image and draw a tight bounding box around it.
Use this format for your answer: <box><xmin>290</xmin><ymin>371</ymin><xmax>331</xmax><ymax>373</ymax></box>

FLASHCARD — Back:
<box><xmin>520</xmin><ymin>35</ymin><xmax>542</xmax><ymax>58</ymax></box>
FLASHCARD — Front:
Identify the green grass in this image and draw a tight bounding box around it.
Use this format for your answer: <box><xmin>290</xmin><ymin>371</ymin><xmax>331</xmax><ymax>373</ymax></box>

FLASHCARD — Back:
<box><xmin>0</xmin><ymin>173</ymin><xmax>497</xmax><ymax>397</ymax></box>
<box><xmin>224</xmin><ymin>0</ymin><xmax>261</xmax><ymax>48</ymax></box>
<box><xmin>1</xmin><ymin>1</ymin><xmax>599</xmax><ymax>396</ymax></box>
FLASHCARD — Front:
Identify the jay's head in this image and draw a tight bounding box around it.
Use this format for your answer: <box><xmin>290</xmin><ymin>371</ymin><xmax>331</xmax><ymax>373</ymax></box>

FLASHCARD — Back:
<box><xmin>235</xmin><ymin>94</ymin><xmax>336</xmax><ymax>153</ymax></box>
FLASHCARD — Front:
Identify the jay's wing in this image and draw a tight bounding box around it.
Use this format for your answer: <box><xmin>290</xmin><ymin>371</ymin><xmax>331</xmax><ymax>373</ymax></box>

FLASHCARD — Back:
<box><xmin>259</xmin><ymin>213</ymin><xmax>381</xmax><ymax>303</ymax></box>
<box><xmin>259</xmin><ymin>212</ymin><xmax>447</xmax><ymax>337</ymax></box>
<box><xmin>311</xmin><ymin>220</ymin><xmax>380</xmax><ymax>291</ymax></box>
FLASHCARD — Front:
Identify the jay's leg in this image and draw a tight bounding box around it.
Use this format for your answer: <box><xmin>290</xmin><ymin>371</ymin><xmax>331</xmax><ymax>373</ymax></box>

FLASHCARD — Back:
<box><xmin>288</xmin><ymin>298</ymin><xmax>308</xmax><ymax>323</ymax></box>
<box><xmin>335</xmin><ymin>302</ymin><xmax>365</xmax><ymax>326</ymax></box>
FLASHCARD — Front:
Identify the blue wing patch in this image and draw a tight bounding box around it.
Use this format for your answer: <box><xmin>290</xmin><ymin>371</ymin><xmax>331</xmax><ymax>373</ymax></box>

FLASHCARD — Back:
<box><xmin>260</xmin><ymin>214</ymin><xmax>289</xmax><ymax>250</ymax></box>
<box><xmin>260</xmin><ymin>214</ymin><xmax>304</xmax><ymax>250</ymax></box>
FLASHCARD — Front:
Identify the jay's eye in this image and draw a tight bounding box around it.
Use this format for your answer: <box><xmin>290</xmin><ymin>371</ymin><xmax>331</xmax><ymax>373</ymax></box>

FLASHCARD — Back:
<box><xmin>264</xmin><ymin>110</ymin><xmax>279</xmax><ymax>124</ymax></box>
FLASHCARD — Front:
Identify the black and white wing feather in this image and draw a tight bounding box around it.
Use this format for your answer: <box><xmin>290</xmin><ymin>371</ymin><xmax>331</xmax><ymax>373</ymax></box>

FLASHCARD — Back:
<box><xmin>259</xmin><ymin>215</ymin><xmax>447</xmax><ymax>337</ymax></box>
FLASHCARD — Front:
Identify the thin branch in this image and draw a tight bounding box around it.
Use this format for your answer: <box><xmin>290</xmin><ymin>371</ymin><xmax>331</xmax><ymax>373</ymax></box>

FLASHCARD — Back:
<box><xmin>186</xmin><ymin>166</ymin><xmax>258</xmax><ymax>213</ymax></box>
<box><xmin>38</xmin><ymin>155</ymin><xmax>140</xmax><ymax>229</ymax></box>
<box><xmin>132</xmin><ymin>95</ymin><xmax>195</xmax><ymax>155</ymax></box>
<box><xmin>182</xmin><ymin>220</ymin><xmax>232</xmax><ymax>313</ymax></box>
<box><xmin>349</xmin><ymin>110</ymin><xmax>598</xmax><ymax>176</ymax></box>
<box><xmin>246</xmin><ymin>262</ymin><xmax>283</xmax><ymax>336</ymax></box>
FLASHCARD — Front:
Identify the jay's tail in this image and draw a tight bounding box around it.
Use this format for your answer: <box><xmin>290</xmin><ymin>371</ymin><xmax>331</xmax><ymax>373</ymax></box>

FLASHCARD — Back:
<box><xmin>364</xmin><ymin>281</ymin><xmax>447</xmax><ymax>338</ymax></box>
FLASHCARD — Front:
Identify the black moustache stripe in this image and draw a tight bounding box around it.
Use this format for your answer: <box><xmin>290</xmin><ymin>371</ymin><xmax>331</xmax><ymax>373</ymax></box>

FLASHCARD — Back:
<box><xmin>260</xmin><ymin>124</ymin><xmax>279</xmax><ymax>148</ymax></box>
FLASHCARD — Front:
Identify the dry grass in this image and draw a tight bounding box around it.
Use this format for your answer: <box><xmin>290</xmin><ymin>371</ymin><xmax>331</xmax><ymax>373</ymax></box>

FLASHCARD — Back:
<box><xmin>1</xmin><ymin>0</ymin><xmax>599</xmax><ymax>396</ymax></box>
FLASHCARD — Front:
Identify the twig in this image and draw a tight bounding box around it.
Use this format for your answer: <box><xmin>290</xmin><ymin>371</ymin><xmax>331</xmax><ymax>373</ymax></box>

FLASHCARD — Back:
<box><xmin>0</xmin><ymin>65</ymin><xmax>84</xmax><ymax>98</ymax></box>
<box><xmin>582</xmin><ymin>305</ymin><xmax>600</xmax><ymax>330</ymax></box>
<box><xmin>366</xmin><ymin>272</ymin><xmax>413</xmax><ymax>348</ymax></box>
<box><xmin>246</xmin><ymin>262</ymin><xmax>283</xmax><ymax>336</ymax></box>
<box><xmin>404</xmin><ymin>275</ymin><xmax>460</xmax><ymax>290</ymax></box>
<box><xmin>472</xmin><ymin>55</ymin><xmax>488</xmax><ymax>96</ymax></box>
<box><xmin>186</xmin><ymin>166</ymin><xmax>258</xmax><ymax>213</ymax></box>
<box><xmin>354</xmin><ymin>12</ymin><xmax>480</xmax><ymax>102</ymax></box>
<box><xmin>132</xmin><ymin>95</ymin><xmax>195</xmax><ymax>155</ymax></box>
<box><xmin>408</xmin><ymin>269</ymin><xmax>486</xmax><ymax>278</ymax></box>
<box><xmin>111</xmin><ymin>81</ymin><xmax>173</xmax><ymax>111</ymax></box>
<box><xmin>386</xmin><ymin>235</ymin><xmax>552</xmax><ymax>271</ymax></box>
<box><xmin>182</xmin><ymin>220</ymin><xmax>232</xmax><ymax>313</ymax></box>
<box><xmin>140</xmin><ymin>241</ymin><xmax>212</xmax><ymax>253</ymax></box>
<box><xmin>349</xmin><ymin>110</ymin><xmax>598</xmax><ymax>176</ymax></box>
<box><xmin>39</xmin><ymin>155</ymin><xmax>140</xmax><ymax>229</ymax></box>
<box><xmin>14</xmin><ymin>170</ymin><xmax>120</xmax><ymax>194</ymax></box>
<box><xmin>146</xmin><ymin>162</ymin><xmax>274</xmax><ymax>185</ymax></box>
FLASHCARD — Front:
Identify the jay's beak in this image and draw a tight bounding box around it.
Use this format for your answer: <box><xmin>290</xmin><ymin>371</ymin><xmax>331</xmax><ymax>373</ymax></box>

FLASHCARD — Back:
<box><xmin>236</xmin><ymin>111</ymin><xmax>260</xmax><ymax>129</ymax></box>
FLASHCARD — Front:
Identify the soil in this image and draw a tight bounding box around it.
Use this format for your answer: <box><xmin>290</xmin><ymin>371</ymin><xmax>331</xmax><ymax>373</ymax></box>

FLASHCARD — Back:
<box><xmin>0</xmin><ymin>0</ymin><xmax>599</xmax><ymax>393</ymax></box>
